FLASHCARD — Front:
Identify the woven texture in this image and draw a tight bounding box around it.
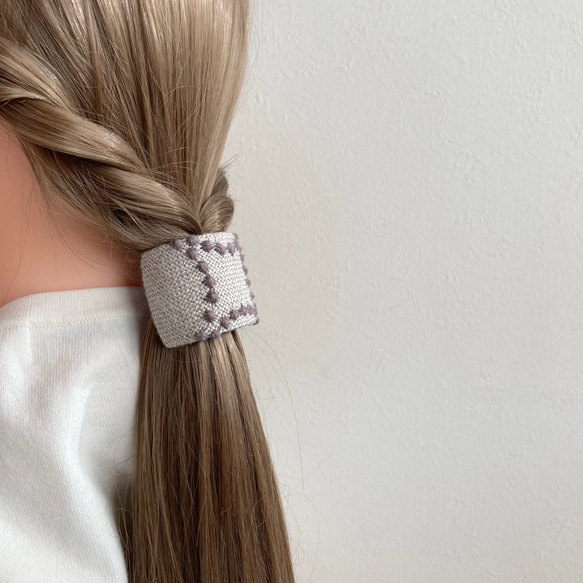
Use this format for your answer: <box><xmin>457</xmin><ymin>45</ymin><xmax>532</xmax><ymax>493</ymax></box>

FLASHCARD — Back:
<box><xmin>140</xmin><ymin>232</ymin><xmax>258</xmax><ymax>348</ymax></box>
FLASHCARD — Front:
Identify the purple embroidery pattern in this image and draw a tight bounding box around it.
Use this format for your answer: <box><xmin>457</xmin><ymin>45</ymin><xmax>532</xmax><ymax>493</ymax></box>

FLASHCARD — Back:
<box><xmin>141</xmin><ymin>230</ymin><xmax>259</xmax><ymax>347</ymax></box>
<box><xmin>168</xmin><ymin>231</ymin><xmax>258</xmax><ymax>344</ymax></box>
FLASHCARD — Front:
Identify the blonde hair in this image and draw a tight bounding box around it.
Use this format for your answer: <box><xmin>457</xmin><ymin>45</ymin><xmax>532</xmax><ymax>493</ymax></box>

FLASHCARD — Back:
<box><xmin>0</xmin><ymin>1</ymin><xmax>296</xmax><ymax>582</ymax></box>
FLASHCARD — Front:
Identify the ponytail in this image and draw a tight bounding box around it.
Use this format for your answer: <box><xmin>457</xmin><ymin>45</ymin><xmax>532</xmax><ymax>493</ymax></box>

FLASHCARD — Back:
<box><xmin>0</xmin><ymin>1</ymin><xmax>297</xmax><ymax>581</ymax></box>
<box><xmin>132</xmin><ymin>301</ymin><xmax>295</xmax><ymax>582</ymax></box>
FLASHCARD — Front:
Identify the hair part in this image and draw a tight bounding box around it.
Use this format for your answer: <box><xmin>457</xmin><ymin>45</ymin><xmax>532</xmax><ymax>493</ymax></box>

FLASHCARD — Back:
<box><xmin>0</xmin><ymin>1</ymin><xmax>296</xmax><ymax>581</ymax></box>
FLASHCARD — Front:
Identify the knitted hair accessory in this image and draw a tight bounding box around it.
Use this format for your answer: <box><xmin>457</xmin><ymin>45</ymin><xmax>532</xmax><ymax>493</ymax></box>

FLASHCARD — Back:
<box><xmin>140</xmin><ymin>231</ymin><xmax>259</xmax><ymax>348</ymax></box>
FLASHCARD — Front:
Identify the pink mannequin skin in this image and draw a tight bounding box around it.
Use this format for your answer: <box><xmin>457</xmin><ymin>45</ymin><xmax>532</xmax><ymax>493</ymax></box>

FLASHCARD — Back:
<box><xmin>0</xmin><ymin>123</ymin><xmax>143</xmax><ymax>310</ymax></box>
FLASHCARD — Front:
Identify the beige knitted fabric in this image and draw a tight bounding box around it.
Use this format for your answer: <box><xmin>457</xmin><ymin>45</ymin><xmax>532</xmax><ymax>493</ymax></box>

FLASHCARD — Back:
<box><xmin>140</xmin><ymin>232</ymin><xmax>258</xmax><ymax>348</ymax></box>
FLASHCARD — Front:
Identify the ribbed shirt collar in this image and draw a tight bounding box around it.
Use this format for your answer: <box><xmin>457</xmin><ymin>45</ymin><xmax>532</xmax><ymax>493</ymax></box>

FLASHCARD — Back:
<box><xmin>0</xmin><ymin>285</ymin><xmax>149</xmax><ymax>328</ymax></box>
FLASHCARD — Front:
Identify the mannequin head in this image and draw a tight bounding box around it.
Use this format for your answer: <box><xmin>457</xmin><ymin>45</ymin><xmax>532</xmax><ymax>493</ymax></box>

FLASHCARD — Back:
<box><xmin>0</xmin><ymin>121</ymin><xmax>141</xmax><ymax>309</ymax></box>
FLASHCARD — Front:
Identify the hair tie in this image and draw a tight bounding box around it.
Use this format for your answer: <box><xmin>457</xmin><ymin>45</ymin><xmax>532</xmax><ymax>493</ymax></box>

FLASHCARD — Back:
<box><xmin>140</xmin><ymin>231</ymin><xmax>259</xmax><ymax>348</ymax></box>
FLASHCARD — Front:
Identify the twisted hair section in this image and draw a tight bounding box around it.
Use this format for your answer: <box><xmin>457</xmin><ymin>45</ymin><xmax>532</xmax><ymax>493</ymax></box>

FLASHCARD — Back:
<box><xmin>0</xmin><ymin>1</ymin><xmax>296</xmax><ymax>582</ymax></box>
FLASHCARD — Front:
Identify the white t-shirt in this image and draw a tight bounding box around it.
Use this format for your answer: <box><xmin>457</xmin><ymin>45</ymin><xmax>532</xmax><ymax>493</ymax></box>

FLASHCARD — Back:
<box><xmin>0</xmin><ymin>285</ymin><xmax>149</xmax><ymax>582</ymax></box>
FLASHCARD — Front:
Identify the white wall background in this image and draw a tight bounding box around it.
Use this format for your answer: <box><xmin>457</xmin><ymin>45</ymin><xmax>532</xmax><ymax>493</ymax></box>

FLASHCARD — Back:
<box><xmin>226</xmin><ymin>1</ymin><xmax>583</xmax><ymax>582</ymax></box>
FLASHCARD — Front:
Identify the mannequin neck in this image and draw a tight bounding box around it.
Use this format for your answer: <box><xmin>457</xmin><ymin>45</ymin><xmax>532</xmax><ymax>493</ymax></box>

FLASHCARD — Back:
<box><xmin>0</xmin><ymin>125</ymin><xmax>142</xmax><ymax>310</ymax></box>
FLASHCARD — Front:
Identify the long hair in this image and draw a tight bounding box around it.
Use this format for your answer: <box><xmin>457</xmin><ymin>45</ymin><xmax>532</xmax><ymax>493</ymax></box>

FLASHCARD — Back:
<box><xmin>0</xmin><ymin>1</ymin><xmax>296</xmax><ymax>582</ymax></box>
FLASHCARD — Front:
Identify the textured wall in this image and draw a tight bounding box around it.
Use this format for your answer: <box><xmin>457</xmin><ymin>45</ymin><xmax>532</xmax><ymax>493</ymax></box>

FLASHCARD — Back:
<box><xmin>225</xmin><ymin>1</ymin><xmax>583</xmax><ymax>582</ymax></box>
